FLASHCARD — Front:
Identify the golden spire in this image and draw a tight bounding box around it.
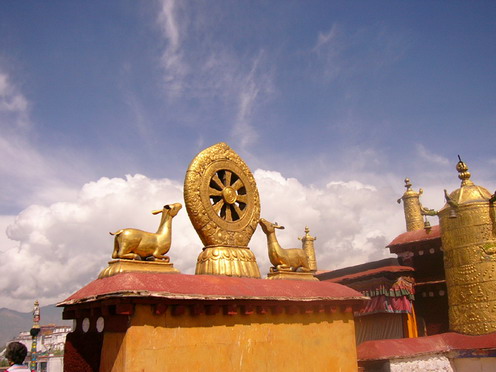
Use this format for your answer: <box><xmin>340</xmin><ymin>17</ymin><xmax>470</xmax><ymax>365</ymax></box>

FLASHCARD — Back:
<box><xmin>456</xmin><ymin>155</ymin><xmax>473</xmax><ymax>186</ymax></box>
<box><xmin>443</xmin><ymin>156</ymin><xmax>491</xmax><ymax>207</ymax></box>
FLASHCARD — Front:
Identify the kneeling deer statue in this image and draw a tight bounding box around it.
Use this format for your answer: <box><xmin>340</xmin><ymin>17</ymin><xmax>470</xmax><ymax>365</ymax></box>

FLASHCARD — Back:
<box><xmin>259</xmin><ymin>218</ymin><xmax>310</xmax><ymax>272</ymax></box>
<box><xmin>110</xmin><ymin>203</ymin><xmax>182</xmax><ymax>261</ymax></box>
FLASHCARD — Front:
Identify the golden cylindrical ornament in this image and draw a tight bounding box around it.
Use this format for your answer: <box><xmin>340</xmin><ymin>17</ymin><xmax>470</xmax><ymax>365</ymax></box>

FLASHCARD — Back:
<box><xmin>439</xmin><ymin>161</ymin><xmax>496</xmax><ymax>335</ymax></box>
<box><xmin>400</xmin><ymin>179</ymin><xmax>424</xmax><ymax>231</ymax></box>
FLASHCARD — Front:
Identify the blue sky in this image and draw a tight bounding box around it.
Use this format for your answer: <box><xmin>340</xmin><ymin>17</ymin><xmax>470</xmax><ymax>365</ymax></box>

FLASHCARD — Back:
<box><xmin>1</xmin><ymin>1</ymin><xmax>495</xmax><ymax>310</ymax></box>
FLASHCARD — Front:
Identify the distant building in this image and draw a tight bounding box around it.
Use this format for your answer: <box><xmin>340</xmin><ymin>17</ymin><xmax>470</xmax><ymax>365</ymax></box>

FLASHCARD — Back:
<box><xmin>317</xmin><ymin>161</ymin><xmax>496</xmax><ymax>371</ymax></box>
<box><xmin>1</xmin><ymin>324</ymin><xmax>71</xmax><ymax>372</ymax></box>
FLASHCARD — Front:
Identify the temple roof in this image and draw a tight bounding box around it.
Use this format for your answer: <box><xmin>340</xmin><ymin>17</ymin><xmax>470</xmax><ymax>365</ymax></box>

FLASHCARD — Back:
<box><xmin>57</xmin><ymin>272</ymin><xmax>368</xmax><ymax>306</ymax></box>
<box><xmin>358</xmin><ymin>332</ymin><xmax>496</xmax><ymax>361</ymax></box>
<box><xmin>318</xmin><ymin>265</ymin><xmax>413</xmax><ymax>284</ymax></box>
<box><xmin>316</xmin><ymin>258</ymin><xmax>411</xmax><ymax>283</ymax></box>
<box><xmin>387</xmin><ymin>225</ymin><xmax>440</xmax><ymax>251</ymax></box>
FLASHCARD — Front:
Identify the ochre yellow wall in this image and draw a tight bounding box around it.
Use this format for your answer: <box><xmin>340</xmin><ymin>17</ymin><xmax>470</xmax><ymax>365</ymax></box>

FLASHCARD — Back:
<box><xmin>100</xmin><ymin>304</ymin><xmax>358</xmax><ymax>372</ymax></box>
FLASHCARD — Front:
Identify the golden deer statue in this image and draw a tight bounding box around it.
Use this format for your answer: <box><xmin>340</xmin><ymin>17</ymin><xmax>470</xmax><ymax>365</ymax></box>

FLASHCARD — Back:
<box><xmin>259</xmin><ymin>218</ymin><xmax>311</xmax><ymax>272</ymax></box>
<box><xmin>110</xmin><ymin>203</ymin><xmax>182</xmax><ymax>261</ymax></box>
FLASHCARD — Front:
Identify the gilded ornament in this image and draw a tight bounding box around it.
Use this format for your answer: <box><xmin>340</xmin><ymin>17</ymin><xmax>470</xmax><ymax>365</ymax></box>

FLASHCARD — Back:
<box><xmin>99</xmin><ymin>203</ymin><xmax>182</xmax><ymax>278</ymax></box>
<box><xmin>299</xmin><ymin>226</ymin><xmax>318</xmax><ymax>271</ymax></box>
<box><xmin>110</xmin><ymin>203</ymin><xmax>182</xmax><ymax>261</ymax></box>
<box><xmin>438</xmin><ymin>158</ymin><xmax>496</xmax><ymax>335</ymax></box>
<box><xmin>398</xmin><ymin>178</ymin><xmax>437</xmax><ymax>232</ymax></box>
<box><xmin>259</xmin><ymin>219</ymin><xmax>311</xmax><ymax>272</ymax></box>
<box><xmin>184</xmin><ymin>143</ymin><xmax>261</xmax><ymax>278</ymax></box>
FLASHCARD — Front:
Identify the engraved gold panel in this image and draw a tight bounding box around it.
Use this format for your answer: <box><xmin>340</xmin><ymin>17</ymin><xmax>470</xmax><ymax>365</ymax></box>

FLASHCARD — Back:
<box><xmin>184</xmin><ymin>143</ymin><xmax>261</xmax><ymax>278</ymax></box>
<box><xmin>447</xmin><ymin>280</ymin><xmax>496</xmax><ymax>304</ymax></box>
<box><xmin>449</xmin><ymin>300</ymin><xmax>496</xmax><ymax>334</ymax></box>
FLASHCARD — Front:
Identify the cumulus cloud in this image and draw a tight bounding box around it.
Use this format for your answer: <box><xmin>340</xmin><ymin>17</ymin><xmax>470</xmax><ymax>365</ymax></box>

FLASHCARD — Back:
<box><xmin>253</xmin><ymin>170</ymin><xmax>403</xmax><ymax>270</ymax></box>
<box><xmin>3</xmin><ymin>170</ymin><xmax>405</xmax><ymax>311</ymax></box>
<box><xmin>2</xmin><ymin>175</ymin><xmax>199</xmax><ymax>310</ymax></box>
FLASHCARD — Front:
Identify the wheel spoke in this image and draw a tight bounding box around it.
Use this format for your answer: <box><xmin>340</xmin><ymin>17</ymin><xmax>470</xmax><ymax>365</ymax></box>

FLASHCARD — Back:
<box><xmin>211</xmin><ymin>173</ymin><xmax>224</xmax><ymax>190</ymax></box>
<box><xmin>212</xmin><ymin>199</ymin><xmax>224</xmax><ymax>214</ymax></box>
<box><xmin>209</xmin><ymin>187</ymin><xmax>222</xmax><ymax>197</ymax></box>
<box><xmin>232</xmin><ymin>203</ymin><xmax>243</xmax><ymax>218</ymax></box>
<box><xmin>236</xmin><ymin>194</ymin><xmax>247</xmax><ymax>203</ymax></box>
<box><xmin>231</xmin><ymin>179</ymin><xmax>243</xmax><ymax>191</ymax></box>
<box><xmin>208</xmin><ymin>169</ymin><xmax>249</xmax><ymax>222</ymax></box>
<box><xmin>224</xmin><ymin>170</ymin><xmax>232</xmax><ymax>187</ymax></box>
<box><xmin>225</xmin><ymin>205</ymin><xmax>233</xmax><ymax>221</ymax></box>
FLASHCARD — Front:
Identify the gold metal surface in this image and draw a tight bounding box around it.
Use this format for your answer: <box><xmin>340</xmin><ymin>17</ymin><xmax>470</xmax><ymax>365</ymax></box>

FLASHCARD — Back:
<box><xmin>259</xmin><ymin>218</ymin><xmax>312</xmax><ymax>274</ymax></box>
<box><xmin>184</xmin><ymin>143</ymin><xmax>261</xmax><ymax>278</ymax></box>
<box><xmin>109</xmin><ymin>203</ymin><xmax>182</xmax><ymax>261</ymax></box>
<box><xmin>98</xmin><ymin>259</ymin><xmax>180</xmax><ymax>279</ymax></box>
<box><xmin>266</xmin><ymin>270</ymin><xmax>318</xmax><ymax>281</ymax></box>
<box><xmin>439</xmin><ymin>159</ymin><xmax>496</xmax><ymax>335</ymax></box>
<box><xmin>397</xmin><ymin>178</ymin><xmax>437</xmax><ymax>231</ymax></box>
<box><xmin>299</xmin><ymin>226</ymin><xmax>318</xmax><ymax>271</ymax></box>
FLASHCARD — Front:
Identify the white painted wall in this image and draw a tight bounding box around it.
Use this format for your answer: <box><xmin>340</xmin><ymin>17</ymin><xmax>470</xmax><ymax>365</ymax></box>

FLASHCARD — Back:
<box><xmin>389</xmin><ymin>355</ymin><xmax>454</xmax><ymax>372</ymax></box>
<box><xmin>46</xmin><ymin>356</ymin><xmax>64</xmax><ymax>372</ymax></box>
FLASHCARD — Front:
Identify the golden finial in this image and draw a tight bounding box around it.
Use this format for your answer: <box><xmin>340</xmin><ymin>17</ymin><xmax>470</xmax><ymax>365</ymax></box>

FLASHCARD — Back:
<box><xmin>301</xmin><ymin>226</ymin><xmax>316</xmax><ymax>241</ymax></box>
<box><xmin>404</xmin><ymin>178</ymin><xmax>412</xmax><ymax>190</ymax></box>
<box><xmin>456</xmin><ymin>155</ymin><xmax>472</xmax><ymax>186</ymax></box>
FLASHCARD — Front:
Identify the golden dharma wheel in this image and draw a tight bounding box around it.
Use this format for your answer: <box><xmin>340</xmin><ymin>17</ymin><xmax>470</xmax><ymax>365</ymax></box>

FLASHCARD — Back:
<box><xmin>184</xmin><ymin>143</ymin><xmax>261</xmax><ymax>278</ymax></box>
<box><xmin>199</xmin><ymin>160</ymin><xmax>256</xmax><ymax>234</ymax></box>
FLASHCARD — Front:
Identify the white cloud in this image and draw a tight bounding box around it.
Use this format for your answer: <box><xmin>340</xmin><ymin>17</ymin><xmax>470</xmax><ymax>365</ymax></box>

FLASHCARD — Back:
<box><xmin>311</xmin><ymin>23</ymin><xmax>408</xmax><ymax>81</ymax></box>
<box><xmin>415</xmin><ymin>143</ymin><xmax>449</xmax><ymax>166</ymax></box>
<box><xmin>311</xmin><ymin>24</ymin><xmax>343</xmax><ymax>80</ymax></box>
<box><xmin>0</xmin><ymin>69</ymin><xmax>99</xmax><ymax>213</ymax></box>
<box><xmin>154</xmin><ymin>1</ymin><xmax>274</xmax><ymax>150</ymax></box>
<box><xmin>2</xmin><ymin>174</ymin><xmax>199</xmax><ymax>311</ymax></box>
<box><xmin>313</xmin><ymin>24</ymin><xmax>340</xmax><ymax>52</ymax></box>
<box><xmin>0</xmin><ymin>72</ymin><xmax>29</xmax><ymax>128</ymax></box>
<box><xmin>0</xmin><ymin>132</ymin><xmax>93</xmax><ymax>213</ymax></box>
<box><xmin>157</xmin><ymin>0</ymin><xmax>188</xmax><ymax>95</ymax></box>
<box><xmin>2</xmin><ymin>169</ymin><xmax>407</xmax><ymax>311</ymax></box>
<box><xmin>231</xmin><ymin>53</ymin><xmax>272</xmax><ymax>150</ymax></box>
